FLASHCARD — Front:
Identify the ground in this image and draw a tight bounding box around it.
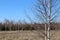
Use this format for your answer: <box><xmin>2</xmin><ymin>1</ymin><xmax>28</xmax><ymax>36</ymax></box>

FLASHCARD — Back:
<box><xmin>0</xmin><ymin>30</ymin><xmax>60</xmax><ymax>40</ymax></box>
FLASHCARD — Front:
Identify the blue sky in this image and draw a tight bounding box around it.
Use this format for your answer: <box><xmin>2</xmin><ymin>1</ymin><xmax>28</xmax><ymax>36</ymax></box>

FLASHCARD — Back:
<box><xmin>0</xmin><ymin>0</ymin><xmax>34</xmax><ymax>22</ymax></box>
<box><xmin>0</xmin><ymin>0</ymin><xmax>60</xmax><ymax>23</ymax></box>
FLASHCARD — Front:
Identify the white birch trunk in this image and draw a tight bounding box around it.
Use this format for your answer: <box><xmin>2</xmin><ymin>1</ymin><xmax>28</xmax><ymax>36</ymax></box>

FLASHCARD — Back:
<box><xmin>43</xmin><ymin>0</ymin><xmax>47</xmax><ymax>40</ymax></box>
<box><xmin>47</xmin><ymin>25</ymin><xmax>50</xmax><ymax>40</ymax></box>
<box><xmin>47</xmin><ymin>0</ymin><xmax>51</xmax><ymax>40</ymax></box>
<box><xmin>45</xmin><ymin>24</ymin><xmax>47</xmax><ymax>40</ymax></box>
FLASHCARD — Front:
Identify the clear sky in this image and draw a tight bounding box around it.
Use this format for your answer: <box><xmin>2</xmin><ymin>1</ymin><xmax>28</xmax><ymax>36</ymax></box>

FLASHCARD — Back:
<box><xmin>0</xmin><ymin>0</ymin><xmax>60</xmax><ymax>23</ymax></box>
<box><xmin>0</xmin><ymin>0</ymin><xmax>34</xmax><ymax>22</ymax></box>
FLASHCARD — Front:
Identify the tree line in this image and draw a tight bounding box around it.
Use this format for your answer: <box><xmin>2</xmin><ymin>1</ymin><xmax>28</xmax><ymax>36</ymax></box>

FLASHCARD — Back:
<box><xmin>0</xmin><ymin>19</ymin><xmax>59</xmax><ymax>31</ymax></box>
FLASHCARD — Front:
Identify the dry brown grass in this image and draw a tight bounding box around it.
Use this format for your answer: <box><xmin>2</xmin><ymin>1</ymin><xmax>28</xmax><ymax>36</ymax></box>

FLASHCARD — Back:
<box><xmin>0</xmin><ymin>30</ymin><xmax>60</xmax><ymax>40</ymax></box>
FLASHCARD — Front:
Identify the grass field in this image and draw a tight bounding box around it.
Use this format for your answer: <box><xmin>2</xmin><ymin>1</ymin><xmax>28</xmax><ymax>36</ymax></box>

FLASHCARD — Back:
<box><xmin>0</xmin><ymin>30</ymin><xmax>60</xmax><ymax>40</ymax></box>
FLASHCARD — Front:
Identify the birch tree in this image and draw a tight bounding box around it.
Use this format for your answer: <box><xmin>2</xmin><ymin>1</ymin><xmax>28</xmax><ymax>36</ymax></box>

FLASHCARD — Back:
<box><xmin>33</xmin><ymin>0</ymin><xmax>60</xmax><ymax>40</ymax></box>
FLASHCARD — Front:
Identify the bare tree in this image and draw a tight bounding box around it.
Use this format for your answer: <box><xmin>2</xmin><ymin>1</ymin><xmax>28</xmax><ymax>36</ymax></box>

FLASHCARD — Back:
<box><xmin>33</xmin><ymin>0</ymin><xmax>60</xmax><ymax>40</ymax></box>
<box><xmin>4</xmin><ymin>19</ymin><xmax>10</xmax><ymax>31</ymax></box>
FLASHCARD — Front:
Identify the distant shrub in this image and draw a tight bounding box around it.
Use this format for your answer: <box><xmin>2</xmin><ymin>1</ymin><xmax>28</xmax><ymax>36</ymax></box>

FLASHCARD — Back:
<box><xmin>50</xmin><ymin>27</ymin><xmax>56</xmax><ymax>30</ymax></box>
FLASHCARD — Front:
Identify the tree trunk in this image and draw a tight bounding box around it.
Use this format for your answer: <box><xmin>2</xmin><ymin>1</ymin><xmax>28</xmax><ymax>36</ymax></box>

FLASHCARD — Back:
<box><xmin>45</xmin><ymin>23</ymin><xmax>47</xmax><ymax>40</ymax></box>
<box><xmin>47</xmin><ymin>0</ymin><xmax>51</xmax><ymax>40</ymax></box>
<box><xmin>47</xmin><ymin>25</ymin><xmax>50</xmax><ymax>40</ymax></box>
